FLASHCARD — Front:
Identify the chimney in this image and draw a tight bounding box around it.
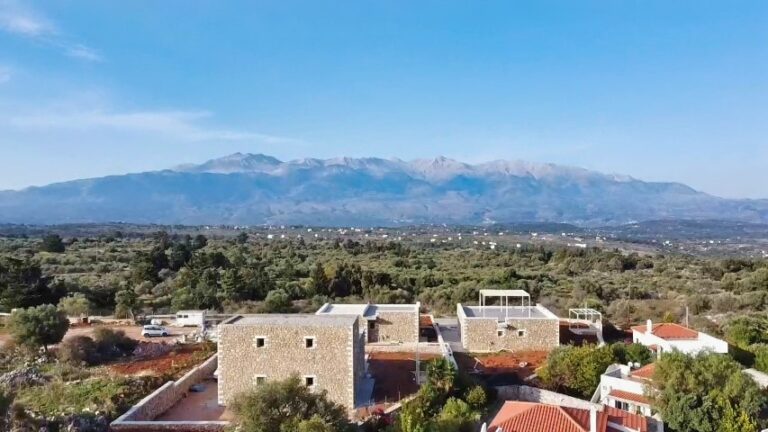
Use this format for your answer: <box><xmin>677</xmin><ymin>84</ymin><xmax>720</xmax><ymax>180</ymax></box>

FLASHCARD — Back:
<box><xmin>646</xmin><ymin>319</ymin><xmax>653</xmax><ymax>335</ymax></box>
<box><xmin>589</xmin><ymin>405</ymin><xmax>598</xmax><ymax>432</ymax></box>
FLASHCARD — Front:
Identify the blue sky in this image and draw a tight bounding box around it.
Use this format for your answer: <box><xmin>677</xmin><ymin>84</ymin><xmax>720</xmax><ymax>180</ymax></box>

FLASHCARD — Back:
<box><xmin>0</xmin><ymin>1</ymin><xmax>766</xmax><ymax>198</ymax></box>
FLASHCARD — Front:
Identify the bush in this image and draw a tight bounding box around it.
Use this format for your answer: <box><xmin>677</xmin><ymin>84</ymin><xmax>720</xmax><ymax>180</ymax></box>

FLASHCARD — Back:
<box><xmin>230</xmin><ymin>375</ymin><xmax>352</xmax><ymax>432</ymax></box>
<box><xmin>539</xmin><ymin>344</ymin><xmax>615</xmax><ymax>398</ymax></box>
<box><xmin>434</xmin><ymin>397</ymin><xmax>478</xmax><ymax>432</ymax></box>
<box><xmin>260</xmin><ymin>289</ymin><xmax>293</xmax><ymax>313</ymax></box>
<box><xmin>464</xmin><ymin>385</ymin><xmax>487</xmax><ymax>410</ymax></box>
<box><xmin>92</xmin><ymin>328</ymin><xmax>137</xmax><ymax>357</ymax></box>
<box><xmin>58</xmin><ymin>336</ymin><xmax>98</xmax><ymax>366</ymax></box>
<box><xmin>752</xmin><ymin>344</ymin><xmax>768</xmax><ymax>373</ymax></box>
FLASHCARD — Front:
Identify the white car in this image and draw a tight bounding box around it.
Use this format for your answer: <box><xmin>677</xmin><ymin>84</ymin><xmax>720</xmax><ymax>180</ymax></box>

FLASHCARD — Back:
<box><xmin>141</xmin><ymin>325</ymin><xmax>169</xmax><ymax>337</ymax></box>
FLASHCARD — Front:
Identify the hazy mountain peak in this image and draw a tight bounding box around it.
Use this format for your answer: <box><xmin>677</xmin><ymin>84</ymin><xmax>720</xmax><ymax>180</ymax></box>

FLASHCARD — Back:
<box><xmin>7</xmin><ymin>152</ymin><xmax>763</xmax><ymax>226</ymax></box>
<box><xmin>176</xmin><ymin>153</ymin><xmax>282</xmax><ymax>173</ymax></box>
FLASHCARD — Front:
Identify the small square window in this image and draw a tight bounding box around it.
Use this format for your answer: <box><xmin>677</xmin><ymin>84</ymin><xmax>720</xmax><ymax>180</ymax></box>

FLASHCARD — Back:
<box><xmin>497</xmin><ymin>330</ymin><xmax>505</xmax><ymax>337</ymax></box>
<box><xmin>368</xmin><ymin>321</ymin><xmax>376</xmax><ymax>330</ymax></box>
<box><xmin>255</xmin><ymin>376</ymin><xmax>266</xmax><ymax>385</ymax></box>
<box><xmin>517</xmin><ymin>330</ymin><xmax>526</xmax><ymax>337</ymax></box>
<box><xmin>304</xmin><ymin>376</ymin><xmax>315</xmax><ymax>387</ymax></box>
<box><xmin>305</xmin><ymin>337</ymin><xmax>315</xmax><ymax>349</ymax></box>
<box><xmin>255</xmin><ymin>337</ymin><xmax>266</xmax><ymax>348</ymax></box>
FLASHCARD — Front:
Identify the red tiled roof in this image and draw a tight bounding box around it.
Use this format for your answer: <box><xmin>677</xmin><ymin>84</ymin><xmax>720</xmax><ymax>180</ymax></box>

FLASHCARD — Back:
<box><xmin>608</xmin><ymin>389</ymin><xmax>650</xmax><ymax>406</ymax></box>
<box><xmin>630</xmin><ymin>363</ymin><xmax>656</xmax><ymax>381</ymax></box>
<box><xmin>604</xmin><ymin>405</ymin><xmax>649</xmax><ymax>432</ymax></box>
<box><xmin>631</xmin><ymin>322</ymin><xmax>698</xmax><ymax>340</ymax></box>
<box><xmin>488</xmin><ymin>401</ymin><xmax>648</xmax><ymax>432</ymax></box>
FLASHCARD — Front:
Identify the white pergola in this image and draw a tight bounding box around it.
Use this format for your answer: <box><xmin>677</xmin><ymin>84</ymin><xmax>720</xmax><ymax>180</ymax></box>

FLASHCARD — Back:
<box><xmin>478</xmin><ymin>289</ymin><xmax>532</xmax><ymax>319</ymax></box>
<box><xmin>568</xmin><ymin>308</ymin><xmax>603</xmax><ymax>333</ymax></box>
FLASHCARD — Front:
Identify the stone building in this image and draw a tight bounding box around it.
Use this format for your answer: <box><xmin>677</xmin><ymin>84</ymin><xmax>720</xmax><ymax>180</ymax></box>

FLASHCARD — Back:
<box><xmin>457</xmin><ymin>290</ymin><xmax>559</xmax><ymax>352</ymax></box>
<box><xmin>217</xmin><ymin>314</ymin><xmax>368</xmax><ymax>409</ymax></box>
<box><xmin>316</xmin><ymin>303</ymin><xmax>420</xmax><ymax>344</ymax></box>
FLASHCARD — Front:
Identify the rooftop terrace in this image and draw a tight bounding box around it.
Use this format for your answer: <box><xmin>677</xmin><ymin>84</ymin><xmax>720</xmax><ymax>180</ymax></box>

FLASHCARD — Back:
<box><xmin>228</xmin><ymin>314</ymin><xmax>358</xmax><ymax>327</ymax></box>
<box><xmin>316</xmin><ymin>303</ymin><xmax>419</xmax><ymax>318</ymax></box>
<box><xmin>461</xmin><ymin>305</ymin><xmax>557</xmax><ymax>320</ymax></box>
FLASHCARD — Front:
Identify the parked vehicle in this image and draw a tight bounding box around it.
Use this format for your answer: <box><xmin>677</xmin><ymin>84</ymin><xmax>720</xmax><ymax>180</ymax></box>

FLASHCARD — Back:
<box><xmin>141</xmin><ymin>325</ymin><xmax>169</xmax><ymax>337</ymax></box>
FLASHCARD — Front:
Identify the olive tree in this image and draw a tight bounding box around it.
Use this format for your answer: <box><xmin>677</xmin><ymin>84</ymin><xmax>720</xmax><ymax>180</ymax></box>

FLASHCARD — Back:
<box><xmin>9</xmin><ymin>304</ymin><xmax>69</xmax><ymax>352</ymax></box>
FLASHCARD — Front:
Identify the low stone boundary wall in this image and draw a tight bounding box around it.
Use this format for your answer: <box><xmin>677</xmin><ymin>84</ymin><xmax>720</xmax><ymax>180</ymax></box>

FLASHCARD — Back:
<box><xmin>365</xmin><ymin>343</ymin><xmax>443</xmax><ymax>355</ymax></box>
<box><xmin>109</xmin><ymin>422</ymin><xmax>228</xmax><ymax>432</ymax></box>
<box><xmin>494</xmin><ymin>385</ymin><xmax>596</xmax><ymax>410</ymax></box>
<box><xmin>111</xmin><ymin>355</ymin><xmax>225</xmax><ymax>431</ymax></box>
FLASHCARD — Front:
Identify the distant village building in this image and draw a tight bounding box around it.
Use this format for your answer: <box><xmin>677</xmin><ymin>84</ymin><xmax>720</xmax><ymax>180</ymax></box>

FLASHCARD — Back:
<box><xmin>457</xmin><ymin>289</ymin><xmax>559</xmax><ymax>352</ymax></box>
<box><xmin>316</xmin><ymin>302</ymin><xmax>420</xmax><ymax>344</ymax></box>
<box><xmin>217</xmin><ymin>314</ymin><xmax>368</xmax><ymax>410</ymax></box>
<box><xmin>592</xmin><ymin>363</ymin><xmax>657</xmax><ymax>418</ymax></box>
<box><xmin>631</xmin><ymin>320</ymin><xmax>728</xmax><ymax>356</ymax></box>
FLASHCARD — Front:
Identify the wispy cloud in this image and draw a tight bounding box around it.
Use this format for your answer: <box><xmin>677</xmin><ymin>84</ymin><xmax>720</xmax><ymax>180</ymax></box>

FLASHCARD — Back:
<box><xmin>8</xmin><ymin>107</ymin><xmax>299</xmax><ymax>144</ymax></box>
<box><xmin>63</xmin><ymin>43</ymin><xmax>102</xmax><ymax>62</ymax></box>
<box><xmin>0</xmin><ymin>0</ymin><xmax>101</xmax><ymax>61</ymax></box>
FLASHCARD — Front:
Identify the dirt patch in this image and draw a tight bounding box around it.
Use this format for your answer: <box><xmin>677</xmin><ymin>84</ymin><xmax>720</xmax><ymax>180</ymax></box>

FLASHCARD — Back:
<box><xmin>367</xmin><ymin>351</ymin><xmax>440</xmax><ymax>404</ymax></box>
<box><xmin>64</xmin><ymin>324</ymin><xmax>197</xmax><ymax>344</ymax></box>
<box><xmin>109</xmin><ymin>344</ymin><xmax>209</xmax><ymax>376</ymax></box>
<box><xmin>455</xmin><ymin>350</ymin><xmax>549</xmax><ymax>385</ymax></box>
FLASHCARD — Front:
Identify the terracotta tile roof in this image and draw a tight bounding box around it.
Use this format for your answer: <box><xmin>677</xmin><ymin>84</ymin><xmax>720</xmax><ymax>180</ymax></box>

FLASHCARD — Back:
<box><xmin>630</xmin><ymin>363</ymin><xmax>656</xmax><ymax>381</ymax></box>
<box><xmin>604</xmin><ymin>405</ymin><xmax>649</xmax><ymax>432</ymax></box>
<box><xmin>608</xmin><ymin>389</ymin><xmax>650</xmax><ymax>406</ymax></box>
<box><xmin>631</xmin><ymin>322</ymin><xmax>698</xmax><ymax>340</ymax></box>
<box><xmin>488</xmin><ymin>401</ymin><xmax>648</xmax><ymax>432</ymax></box>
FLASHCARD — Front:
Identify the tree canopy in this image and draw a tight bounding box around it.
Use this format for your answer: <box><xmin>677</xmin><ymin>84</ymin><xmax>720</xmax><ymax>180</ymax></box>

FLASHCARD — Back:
<box><xmin>652</xmin><ymin>352</ymin><xmax>766</xmax><ymax>432</ymax></box>
<box><xmin>229</xmin><ymin>375</ymin><xmax>353</xmax><ymax>432</ymax></box>
<box><xmin>9</xmin><ymin>304</ymin><xmax>70</xmax><ymax>352</ymax></box>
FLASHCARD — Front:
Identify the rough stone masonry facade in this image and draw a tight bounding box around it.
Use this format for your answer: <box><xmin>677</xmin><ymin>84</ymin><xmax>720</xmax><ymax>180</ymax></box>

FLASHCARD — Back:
<box><xmin>460</xmin><ymin>315</ymin><xmax>559</xmax><ymax>352</ymax></box>
<box><xmin>217</xmin><ymin>317</ymin><xmax>363</xmax><ymax>409</ymax></box>
<box><xmin>371</xmin><ymin>311</ymin><xmax>419</xmax><ymax>344</ymax></box>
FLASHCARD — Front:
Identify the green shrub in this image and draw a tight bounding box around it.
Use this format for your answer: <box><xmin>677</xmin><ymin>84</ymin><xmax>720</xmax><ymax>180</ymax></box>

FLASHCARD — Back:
<box><xmin>464</xmin><ymin>385</ymin><xmax>487</xmax><ymax>410</ymax></box>
<box><xmin>58</xmin><ymin>336</ymin><xmax>98</xmax><ymax>366</ymax></box>
<box><xmin>92</xmin><ymin>327</ymin><xmax>137</xmax><ymax>357</ymax></box>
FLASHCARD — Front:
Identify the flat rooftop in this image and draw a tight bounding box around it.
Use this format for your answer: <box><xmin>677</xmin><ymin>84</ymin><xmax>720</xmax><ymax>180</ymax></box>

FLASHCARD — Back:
<box><xmin>461</xmin><ymin>305</ymin><xmax>556</xmax><ymax>320</ymax></box>
<box><xmin>228</xmin><ymin>314</ymin><xmax>358</xmax><ymax>327</ymax></box>
<box><xmin>317</xmin><ymin>303</ymin><xmax>418</xmax><ymax>318</ymax></box>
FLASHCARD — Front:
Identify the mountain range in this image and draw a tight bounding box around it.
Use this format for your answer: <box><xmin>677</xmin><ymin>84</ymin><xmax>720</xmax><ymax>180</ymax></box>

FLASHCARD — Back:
<box><xmin>0</xmin><ymin>153</ymin><xmax>766</xmax><ymax>226</ymax></box>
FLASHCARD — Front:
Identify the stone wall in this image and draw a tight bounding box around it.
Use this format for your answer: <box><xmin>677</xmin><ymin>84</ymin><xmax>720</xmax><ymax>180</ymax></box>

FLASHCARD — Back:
<box><xmin>371</xmin><ymin>311</ymin><xmax>419</xmax><ymax>344</ymax></box>
<box><xmin>111</xmin><ymin>355</ymin><xmax>222</xmax><ymax>431</ymax></box>
<box><xmin>217</xmin><ymin>320</ymin><xmax>360</xmax><ymax>409</ymax></box>
<box><xmin>494</xmin><ymin>385</ymin><xmax>596</xmax><ymax>410</ymax></box>
<box><xmin>110</xmin><ymin>421</ymin><xmax>227</xmax><ymax>432</ymax></box>
<box><xmin>461</xmin><ymin>317</ymin><xmax>559</xmax><ymax>352</ymax></box>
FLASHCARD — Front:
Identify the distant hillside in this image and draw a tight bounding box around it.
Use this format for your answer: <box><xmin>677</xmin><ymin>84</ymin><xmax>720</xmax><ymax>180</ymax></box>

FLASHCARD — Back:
<box><xmin>0</xmin><ymin>153</ymin><xmax>766</xmax><ymax>226</ymax></box>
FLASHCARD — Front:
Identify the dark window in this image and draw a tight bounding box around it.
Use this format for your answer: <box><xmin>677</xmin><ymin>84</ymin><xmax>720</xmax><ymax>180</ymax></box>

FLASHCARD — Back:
<box><xmin>256</xmin><ymin>376</ymin><xmax>266</xmax><ymax>385</ymax></box>
<box><xmin>305</xmin><ymin>376</ymin><xmax>315</xmax><ymax>387</ymax></box>
<box><xmin>368</xmin><ymin>321</ymin><xmax>376</xmax><ymax>330</ymax></box>
<box><xmin>305</xmin><ymin>338</ymin><xmax>315</xmax><ymax>348</ymax></box>
<box><xmin>255</xmin><ymin>337</ymin><xmax>266</xmax><ymax>348</ymax></box>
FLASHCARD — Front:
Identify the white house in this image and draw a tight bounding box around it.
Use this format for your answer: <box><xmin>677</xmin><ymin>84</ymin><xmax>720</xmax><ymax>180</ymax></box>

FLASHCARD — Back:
<box><xmin>631</xmin><ymin>320</ymin><xmax>728</xmax><ymax>356</ymax></box>
<box><xmin>592</xmin><ymin>363</ymin><xmax>656</xmax><ymax>418</ymax></box>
